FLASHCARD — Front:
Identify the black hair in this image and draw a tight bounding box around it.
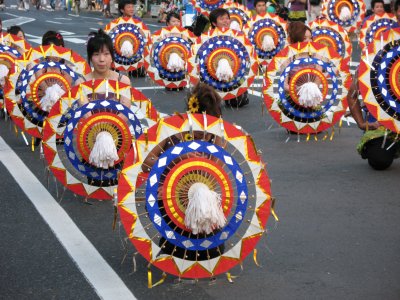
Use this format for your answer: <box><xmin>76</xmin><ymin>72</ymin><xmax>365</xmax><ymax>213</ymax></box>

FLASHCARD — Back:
<box><xmin>395</xmin><ymin>0</ymin><xmax>400</xmax><ymax>11</ymax></box>
<box><xmin>166</xmin><ymin>11</ymin><xmax>181</xmax><ymax>25</ymax></box>
<box><xmin>254</xmin><ymin>0</ymin><xmax>267</xmax><ymax>6</ymax></box>
<box><xmin>86</xmin><ymin>29</ymin><xmax>114</xmax><ymax>65</ymax></box>
<box><xmin>42</xmin><ymin>30</ymin><xmax>65</xmax><ymax>47</ymax></box>
<box><xmin>118</xmin><ymin>0</ymin><xmax>134</xmax><ymax>15</ymax></box>
<box><xmin>371</xmin><ymin>0</ymin><xmax>384</xmax><ymax>9</ymax></box>
<box><xmin>7</xmin><ymin>25</ymin><xmax>24</xmax><ymax>38</ymax></box>
<box><xmin>187</xmin><ymin>82</ymin><xmax>222</xmax><ymax>117</ymax></box>
<box><xmin>209</xmin><ymin>8</ymin><xmax>230</xmax><ymax>29</ymax></box>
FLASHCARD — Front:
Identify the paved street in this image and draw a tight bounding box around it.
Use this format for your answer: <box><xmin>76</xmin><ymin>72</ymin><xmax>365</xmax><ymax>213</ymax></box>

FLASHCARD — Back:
<box><xmin>0</xmin><ymin>6</ymin><xmax>399</xmax><ymax>300</ymax></box>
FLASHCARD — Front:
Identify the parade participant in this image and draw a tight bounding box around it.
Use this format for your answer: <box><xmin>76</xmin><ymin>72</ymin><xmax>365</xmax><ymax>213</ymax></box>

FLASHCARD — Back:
<box><xmin>284</xmin><ymin>21</ymin><xmax>322</xmax><ymax>101</ymax></box>
<box><xmin>166</xmin><ymin>11</ymin><xmax>181</xmax><ymax>27</ymax></box>
<box><xmin>371</xmin><ymin>0</ymin><xmax>386</xmax><ymax>15</ymax></box>
<box><xmin>84</xmin><ymin>29</ymin><xmax>131</xmax><ymax>107</ymax></box>
<box><xmin>209</xmin><ymin>8</ymin><xmax>250</xmax><ymax>107</ymax></box>
<box><xmin>42</xmin><ymin>30</ymin><xmax>65</xmax><ymax>47</ymax></box>
<box><xmin>7</xmin><ymin>25</ymin><xmax>25</xmax><ymax>39</ymax></box>
<box><xmin>288</xmin><ymin>0</ymin><xmax>307</xmax><ymax>23</ymax></box>
<box><xmin>252</xmin><ymin>0</ymin><xmax>267</xmax><ymax>16</ymax></box>
<box><xmin>347</xmin><ymin>68</ymin><xmax>399</xmax><ymax>170</ymax></box>
<box><xmin>118</xmin><ymin>0</ymin><xmax>139</xmax><ymax>19</ymax></box>
<box><xmin>395</xmin><ymin>0</ymin><xmax>400</xmax><ymax>23</ymax></box>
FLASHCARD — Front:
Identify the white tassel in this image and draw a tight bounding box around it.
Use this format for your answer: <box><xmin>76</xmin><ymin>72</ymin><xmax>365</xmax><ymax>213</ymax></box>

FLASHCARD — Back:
<box><xmin>216</xmin><ymin>58</ymin><xmax>233</xmax><ymax>82</ymax></box>
<box><xmin>184</xmin><ymin>182</ymin><xmax>226</xmax><ymax>235</ymax></box>
<box><xmin>40</xmin><ymin>83</ymin><xmax>65</xmax><ymax>112</ymax></box>
<box><xmin>121</xmin><ymin>40</ymin><xmax>134</xmax><ymax>58</ymax></box>
<box><xmin>297</xmin><ymin>82</ymin><xmax>323</xmax><ymax>108</ymax></box>
<box><xmin>167</xmin><ymin>52</ymin><xmax>185</xmax><ymax>72</ymax></box>
<box><xmin>230</xmin><ymin>20</ymin><xmax>241</xmax><ymax>31</ymax></box>
<box><xmin>261</xmin><ymin>35</ymin><xmax>276</xmax><ymax>51</ymax></box>
<box><xmin>339</xmin><ymin>6</ymin><xmax>351</xmax><ymax>21</ymax></box>
<box><xmin>89</xmin><ymin>131</ymin><xmax>119</xmax><ymax>169</ymax></box>
<box><xmin>0</xmin><ymin>64</ymin><xmax>9</xmax><ymax>86</ymax></box>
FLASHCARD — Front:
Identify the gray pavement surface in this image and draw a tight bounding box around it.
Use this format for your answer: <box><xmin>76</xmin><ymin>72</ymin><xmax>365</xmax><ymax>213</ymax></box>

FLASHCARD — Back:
<box><xmin>0</xmin><ymin>7</ymin><xmax>399</xmax><ymax>300</ymax></box>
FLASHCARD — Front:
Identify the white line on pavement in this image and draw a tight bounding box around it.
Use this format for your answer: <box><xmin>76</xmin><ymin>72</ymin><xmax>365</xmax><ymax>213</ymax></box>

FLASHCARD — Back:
<box><xmin>46</xmin><ymin>20</ymin><xmax>63</xmax><ymax>24</ymax></box>
<box><xmin>135</xmin><ymin>86</ymin><xmax>165</xmax><ymax>90</ymax></box>
<box><xmin>0</xmin><ymin>137</ymin><xmax>137</xmax><ymax>300</ymax></box>
<box><xmin>3</xmin><ymin>15</ymin><xmax>35</xmax><ymax>27</ymax></box>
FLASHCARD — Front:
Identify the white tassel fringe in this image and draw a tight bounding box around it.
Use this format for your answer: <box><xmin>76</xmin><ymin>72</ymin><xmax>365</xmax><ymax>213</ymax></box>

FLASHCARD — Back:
<box><xmin>230</xmin><ymin>20</ymin><xmax>241</xmax><ymax>31</ymax></box>
<box><xmin>261</xmin><ymin>35</ymin><xmax>276</xmax><ymax>51</ymax></box>
<box><xmin>339</xmin><ymin>6</ymin><xmax>351</xmax><ymax>21</ymax></box>
<box><xmin>167</xmin><ymin>52</ymin><xmax>185</xmax><ymax>72</ymax></box>
<box><xmin>89</xmin><ymin>131</ymin><xmax>119</xmax><ymax>169</ymax></box>
<box><xmin>121</xmin><ymin>40</ymin><xmax>134</xmax><ymax>58</ymax></box>
<box><xmin>297</xmin><ymin>82</ymin><xmax>323</xmax><ymax>108</ymax></box>
<box><xmin>216</xmin><ymin>58</ymin><xmax>233</xmax><ymax>82</ymax></box>
<box><xmin>184</xmin><ymin>182</ymin><xmax>226</xmax><ymax>235</ymax></box>
<box><xmin>40</xmin><ymin>83</ymin><xmax>65</xmax><ymax>112</ymax></box>
<box><xmin>0</xmin><ymin>64</ymin><xmax>9</xmax><ymax>86</ymax></box>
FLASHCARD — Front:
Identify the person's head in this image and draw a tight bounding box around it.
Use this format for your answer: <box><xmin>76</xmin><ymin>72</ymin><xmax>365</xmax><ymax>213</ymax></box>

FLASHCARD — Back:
<box><xmin>209</xmin><ymin>8</ymin><xmax>230</xmax><ymax>29</ymax></box>
<box><xmin>118</xmin><ymin>0</ymin><xmax>135</xmax><ymax>17</ymax></box>
<box><xmin>371</xmin><ymin>0</ymin><xmax>385</xmax><ymax>15</ymax></box>
<box><xmin>395</xmin><ymin>0</ymin><xmax>400</xmax><ymax>22</ymax></box>
<box><xmin>7</xmin><ymin>25</ymin><xmax>24</xmax><ymax>39</ymax></box>
<box><xmin>166</xmin><ymin>11</ymin><xmax>181</xmax><ymax>27</ymax></box>
<box><xmin>287</xmin><ymin>21</ymin><xmax>312</xmax><ymax>43</ymax></box>
<box><xmin>187</xmin><ymin>82</ymin><xmax>222</xmax><ymax>117</ymax></box>
<box><xmin>42</xmin><ymin>30</ymin><xmax>65</xmax><ymax>47</ymax></box>
<box><xmin>254</xmin><ymin>0</ymin><xmax>267</xmax><ymax>15</ymax></box>
<box><xmin>87</xmin><ymin>29</ymin><xmax>114</xmax><ymax>73</ymax></box>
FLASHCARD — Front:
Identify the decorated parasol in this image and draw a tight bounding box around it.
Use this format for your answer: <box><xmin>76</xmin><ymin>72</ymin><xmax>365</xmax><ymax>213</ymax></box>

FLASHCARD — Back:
<box><xmin>359</xmin><ymin>13</ymin><xmax>398</xmax><ymax>50</ymax></box>
<box><xmin>144</xmin><ymin>26</ymin><xmax>196</xmax><ymax>89</ymax></box>
<box><xmin>190</xmin><ymin>0</ymin><xmax>226</xmax><ymax>16</ymax></box>
<box><xmin>0</xmin><ymin>33</ymin><xmax>31</xmax><ymax>111</ymax></box>
<box><xmin>243</xmin><ymin>13</ymin><xmax>288</xmax><ymax>70</ymax></box>
<box><xmin>4</xmin><ymin>44</ymin><xmax>90</xmax><ymax>139</ymax></box>
<box><xmin>188</xmin><ymin>28</ymin><xmax>258</xmax><ymax>101</ymax></box>
<box><xmin>118</xmin><ymin>113</ymin><xmax>274</xmax><ymax>281</ymax></box>
<box><xmin>42</xmin><ymin>79</ymin><xmax>159</xmax><ymax>200</ymax></box>
<box><xmin>359</xmin><ymin>28</ymin><xmax>400</xmax><ymax>133</ymax></box>
<box><xmin>321</xmin><ymin>0</ymin><xmax>366</xmax><ymax>33</ymax></box>
<box><xmin>308</xmin><ymin>18</ymin><xmax>352</xmax><ymax>59</ymax></box>
<box><xmin>263</xmin><ymin>42</ymin><xmax>351</xmax><ymax>134</ymax></box>
<box><xmin>220</xmin><ymin>1</ymin><xmax>251</xmax><ymax>31</ymax></box>
<box><xmin>104</xmin><ymin>17</ymin><xmax>151</xmax><ymax>72</ymax></box>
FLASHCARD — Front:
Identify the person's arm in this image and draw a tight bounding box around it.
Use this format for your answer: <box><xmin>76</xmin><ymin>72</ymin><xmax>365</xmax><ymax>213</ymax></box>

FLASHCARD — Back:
<box><xmin>347</xmin><ymin>70</ymin><xmax>379</xmax><ymax>130</ymax></box>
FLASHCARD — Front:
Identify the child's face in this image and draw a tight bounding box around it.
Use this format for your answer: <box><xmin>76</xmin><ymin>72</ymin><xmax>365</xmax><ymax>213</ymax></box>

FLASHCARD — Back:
<box><xmin>372</xmin><ymin>2</ymin><xmax>385</xmax><ymax>15</ymax></box>
<box><xmin>255</xmin><ymin>2</ymin><xmax>267</xmax><ymax>15</ymax></box>
<box><xmin>214</xmin><ymin>14</ymin><xmax>231</xmax><ymax>29</ymax></box>
<box><xmin>121</xmin><ymin>4</ymin><xmax>135</xmax><ymax>17</ymax></box>
<box><xmin>167</xmin><ymin>16</ymin><xmax>181</xmax><ymax>27</ymax></box>
<box><xmin>91</xmin><ymin>45</ymin><xmax>113</xmax><ymax>73</ymax></box>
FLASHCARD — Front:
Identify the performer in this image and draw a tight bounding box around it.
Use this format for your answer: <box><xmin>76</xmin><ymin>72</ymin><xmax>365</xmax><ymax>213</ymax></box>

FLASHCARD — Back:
<box><xmin>118</xmin><ymin>0</ymin><xmax>140</xmax><ymax>20</ymax></box>
<box><xmin>7</xmin><ymin>25</ymin><xmax>25</xmax><ymax>39</ymax></box>
<box><xmin>208</xmin><ymin>8</ymin><xmax>250</xmax><ymax>107</ymax></box>
<box><xmin>84</xmin><ymin>29</ymin><xmax>131</xmax><ymax>108</ymax></box>
<box><xmin>347</xmin><ymin>68</ymin><xmax>399</xmax><ymax>170</ymax></box>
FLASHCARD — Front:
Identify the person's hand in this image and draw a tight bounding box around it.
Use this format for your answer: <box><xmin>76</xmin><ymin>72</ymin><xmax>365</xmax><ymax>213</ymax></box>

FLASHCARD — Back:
<box><xmin>359</xmin><ymin>121</ymin><xmax>380</xmax><ymax>131</ymax></box>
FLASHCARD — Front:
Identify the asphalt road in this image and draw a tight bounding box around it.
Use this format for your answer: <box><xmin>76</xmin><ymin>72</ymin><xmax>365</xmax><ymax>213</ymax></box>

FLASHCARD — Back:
<box><xmin>0</xmin><ymin>6</ymin><xmax>399</xmax><ymax>300</ymax></box>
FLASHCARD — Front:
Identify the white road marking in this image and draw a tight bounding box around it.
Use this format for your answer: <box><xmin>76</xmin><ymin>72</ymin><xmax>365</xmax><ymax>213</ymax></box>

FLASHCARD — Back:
<box><xmin>54</xmin><ymin>17</ymin><xmax>72</xmax><ymax>20</ymax></box>
<box><xmin>64</xmin><ymin>37</ymin><xmax>87</xmax><ymax>44</ymax></box>
<box><xmin>59</xmin><ymin>30</ymin><xmax>76</xmax><ymax>36</ymax></box>
<box><xmin>135</xmin><ymin>86</ymin><xmax>165</xmax><ymax>90</ymax></box>
<box><xmin>248</xmin><ymin>89</ymin><xmax>262</xmax><ymax>97</ymax></box>
<box><xmin>0</xmin><ymin>137</ymin><xmax>137</xmax><ymax>300</ymax></box>
<box><xmin>3</xmin><ymin>15</ymin><xmax>35</xmax><ymax>27</ymax></box>
<box><xmin>46</xmin><ymin>20</ymin><xmax>63</xmax><ymax>24</ymax></box>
